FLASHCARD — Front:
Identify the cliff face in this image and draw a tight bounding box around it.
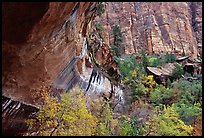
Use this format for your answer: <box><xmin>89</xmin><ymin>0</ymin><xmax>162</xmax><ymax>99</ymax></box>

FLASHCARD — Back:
<box><xmin>95</xmin><ymin>2</ymin><xmax>202</xmax><ymax>58</ymax></box>
<box><xmin>2</xmin><ymin>96</ymin><xmax>39</xmax><ymax>135</ymax></box>
<box><xmin>2</xmin><ymin>2</ymin><xmax>202</xmax><ymax>136</ymax></box>
<box><xmin>190</xmin><ymin>2</ymin><xmax>202</xmax><ymax>57</ymax></box>
<box><xmin>2</xmin><ymin>2</ymin><xmax>129</xmax><ymax>135</ymax></box>
<box><xmin>2</xmin><ymin>2</ymin><xmax>100</xmax><ymax>135</ymax></box>
<box><xmin>2</xmin><ymin>2</ymin><xmax>96</xmax><ymax>104</ymax></box>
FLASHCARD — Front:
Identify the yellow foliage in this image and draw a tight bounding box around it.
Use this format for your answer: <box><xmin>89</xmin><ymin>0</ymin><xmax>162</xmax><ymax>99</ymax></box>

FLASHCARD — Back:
<box><xmin>130</xmin><ymin>69</ymin><xmax>137</xmax><ymax>78</ymax></box>
<box><xmin>89</xmin><ymin>98</ymin><xmax>119</xmax><ymax>136</ymax></box>
<box><xmin>142</xmin><ymin>75</ymin><xmax>156</xmax><ymax>89</ymax></box>
<box><xmin>145</xmin><ymin>104</ymin><xmax>193</xmax><ymax>136</ymax></box>
<box><xmin>26</xmin><ymin>88</ymin><xmax>98</xmax><ymax>136</ymax></box>
<box><xmin>123</xmin><ymin>77</ymin><xmax>130</xmax><ymax>84</ymax></box>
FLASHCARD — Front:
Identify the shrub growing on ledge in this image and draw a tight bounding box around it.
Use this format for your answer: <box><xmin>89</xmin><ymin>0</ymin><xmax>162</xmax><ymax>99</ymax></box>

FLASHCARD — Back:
<box><xmin>95</xmin><ymin>22</ymin><xmax>105</xmax><ymax>32</ymax></box>
<box><xmin>172</xmin><ymin>63</ymin><xmax>184</xmax><ymax>79</ymax></box>
<box><xmin>163</xmin><ymin>52</ymin><xmax>177</xmax><ymax>63</ymax></box>
<box><xmin>119</xmin><ymin>115</ymin><xmax>144</xmax><ymax>136</ymax></box>
<box><xmin>94</xmin><ymin>22</ymin><xmax>106</xmax><ymax>40</ymax></box>
<box><xmin>111</xmin><ymin>25</ymin><xmax>123</xmax><ymax>57</ymax></box>
<box><xmin>96</xmin><ymin>2</ymin><xmax>105</xmax><ymax>17</ymax></box>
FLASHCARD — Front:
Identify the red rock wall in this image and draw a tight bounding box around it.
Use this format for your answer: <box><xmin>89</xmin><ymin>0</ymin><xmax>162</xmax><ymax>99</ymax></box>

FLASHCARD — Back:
<box><xmin>2</xmin><ymin>2</ymin><xmax>96</xmax><ymax>104</ymax></box>
<box><xmin>95</xmin><ymin>2</ymin><xmax>202</xmax><ymax>58</ymax></box>
<box><xmin>2</xmin><ymin>2</ymin><xmax>202</xmax><ymax>105</ymax></box>
<box><xmin>190</xmin><ymin>2</ymin><xmax>202</xmax><ymax>58</ymax></box>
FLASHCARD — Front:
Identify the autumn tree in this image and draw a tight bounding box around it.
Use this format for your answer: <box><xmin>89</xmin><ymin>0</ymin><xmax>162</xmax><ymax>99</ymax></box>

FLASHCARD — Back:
<box><xmin>26</xmin><ymin>88</ymin><xmax>98</xmax><ymax>136</ymax></box>
<box><xmin>88</xmin><ymin>98</ymin><xmax>119</xmax><ymax>136</ymax></box>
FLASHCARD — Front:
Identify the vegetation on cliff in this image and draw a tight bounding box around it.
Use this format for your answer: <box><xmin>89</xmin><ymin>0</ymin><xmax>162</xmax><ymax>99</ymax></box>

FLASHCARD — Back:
<box><xmin>26</xmin><ymin>49</ymin><xmax>201</xmax><ymax>136</ymax></box>
<box><xmin>111</xmin><ymin>25</ymin><xmax>123</xmax><ymax>58</ymax></box>
<box><xmin>26</xmin><ymin>11</ymin><xmax>201</xmax><ymax>136</ymax></box>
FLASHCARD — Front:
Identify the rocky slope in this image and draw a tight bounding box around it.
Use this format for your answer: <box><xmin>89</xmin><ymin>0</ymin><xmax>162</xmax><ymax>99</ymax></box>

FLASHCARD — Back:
<box><xmin>95</xmin><ymin>2</ymin><xmax>202</xmax><ymax>58</ymax></box>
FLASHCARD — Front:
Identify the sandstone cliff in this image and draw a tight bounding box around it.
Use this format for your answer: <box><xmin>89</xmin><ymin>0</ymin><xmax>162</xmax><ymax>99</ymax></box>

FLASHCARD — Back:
<box><xmin>2</xmin><ymin>2</ymin><xmax>96</xmax><ymax>104</ymax></box>
<box><xmin>2</xmin><ymin>2</ymin><xmax>202</xmax><ymax>136</ymax></box>
<box><xmin>95</xmin><ymin>2</ymin><xmax>202</xmax><ymax>58</ymax></box>
<box><xmin>2</xmin><ymin>2</ymin><xmax>99</xmax><ymax>135</ymax></box>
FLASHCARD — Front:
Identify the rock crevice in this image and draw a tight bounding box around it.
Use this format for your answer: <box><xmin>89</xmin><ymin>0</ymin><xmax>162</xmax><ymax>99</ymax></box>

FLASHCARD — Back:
<box><xmin>95</xmin><ymin>2</ymin><xmax>202</xmax><ymax>57</ymax></box>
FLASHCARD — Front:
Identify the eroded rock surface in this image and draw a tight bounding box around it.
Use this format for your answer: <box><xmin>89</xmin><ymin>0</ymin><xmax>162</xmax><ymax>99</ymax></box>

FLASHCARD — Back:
<box><xmin>95</xmin><ymin>2</ymin><xmax>202</xmax><ymax>57</ymax></box>
<box><xmin>2</xmin><ymin>2</ymin><xmax>202</xmax><ymax>136</ymax></box>
<box><xmin>2</xmin><ymin>2</ymin><xmax>100</xmax><ymax>136</ymax></box>
<box><xmin>2</xmin><ymin>2</ymin><xmax>96</xmax><ymax>104</ymax></box>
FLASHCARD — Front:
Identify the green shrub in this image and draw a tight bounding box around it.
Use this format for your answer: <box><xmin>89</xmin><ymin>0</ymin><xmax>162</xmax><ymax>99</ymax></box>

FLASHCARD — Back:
<box><xmin>95</xmin><ymin>22</ymin><xmax>104</xmax><ymax>32</ymax></box>
<box><xmin>169</xmin><ymin>79</ymin><xmax>202</xmax><ymax>123</ymax></box>
<box><xmin>163</xmin><ymin>52</ymin><xmax>177</xmax><ymax>63</ymax></box>
<box><xmin>111</xmin><ymin>25</ymin><xmax>123</xmax><ymax>57</ymax></box>
<box><xmin>96</xmin><ymin>2</ymin><xmax>105</xmax><ymax>17</ymax></box>
<box><xmin>141</xmin><ymin>50</ymin><xmax>149</xmax><ymax>68</ymax></box>
<box><xmin>118</xmin><ymin>55</ymin><xmax>149</xmax><ymax>100</ymax></box>
<box><xmin>131</xmin><ymin>82</ymin><xmax>148</xmax><ymax>100</ymax></box>
<box><xmin>172</xmin><ymin>63</ymin><xmax>184</xmax><ymax>79</ymax></box>
<box><xmin>141</xmin><ymin>52</ymin><xmax>176</xmax><ymax>68</ymax></box>
<box><xmin>145</xmin><ymin>104</ymin><xmax>193</xmax><ymax>136</ymax></box>
<box><xmin>150</xmin><ymin>85</ymin><xmax>172</xmax><ymax>105</ymax></box>
<box><xmin>119</xmin><ymin>115</ymin><xmax>144</xmax><ymax>136</ymax></box>
<box><xmin>173</xmin><ymin>102</ymin><xmax>202</xmax><ymax>122</ymax></box>
<box><xmin>118</xmin><ymin>54</ymin><xmax>151</xmax><ymax>101</ymax></box>
<box><xmin>172</xmin><ymin>79</ymin><xmax>202</xmax><ymax>105</ymax></box>
<box><xmin>147</xmin><ymin>56</ymin><xmax>164</xmax><ymax>67</ymax></box>
<box><xmin>111</xmin><ymin>44</ymin><xmax>123</xmax><ymax>58</ymax></box>
<box><xmin>112</xmin><ymin>25</ymin><xmax>123</xmax><ymax>44</ymax></box>
<box><xmin>118</xmin><ymin>55</ymin><xmax>142</xmax><ymax>78</ymax></box>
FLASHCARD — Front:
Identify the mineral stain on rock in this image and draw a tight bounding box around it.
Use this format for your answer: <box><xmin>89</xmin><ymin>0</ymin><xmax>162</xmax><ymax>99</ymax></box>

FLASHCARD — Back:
<box><xmin>95</xmin><ymin>2</ymin><xmax>202</xmax><ymax>57</ymax></box>
<box><xmin>2</xmin><ymin>2</ymin><xmax>202</xmax><ymax>136</ymax></box>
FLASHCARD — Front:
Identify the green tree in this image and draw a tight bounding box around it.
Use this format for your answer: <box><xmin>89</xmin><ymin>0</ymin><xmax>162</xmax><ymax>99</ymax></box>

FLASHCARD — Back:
<box><xmin>172</xmin><ymin>63</ymin><xmax>184</xmax><ymax>79</ymax></box>
<box><xmin>131</xmin><ymin>81</ymin><xmax>148</xmax><ymax>101</ymax></box>
<box><xmin>88</xmin><ymin>98</ymin><xmax>120</xmax><ymax>136</ymax></box>
<box><xmin>150</xmin><ymin>85</ymin><xmax>173</xmax><ymax>105</ymax></box>
<box><xmin>147</xmin><ymin>56</ymin><xmax>164</xmax><ymax>67</ymax></box>
<box><xmin>119</xmin><ymin>115</ymin><xmax>144</xmax><ymax>136</ymax></box>
<box><xmin>172</xmin><ymin>78</ymin><xmax>202</xmax><ymax>105</ymax></box>
<box><xmin>95</xmin><ymin>22</ymin><xmax>104</xmax><ymax>32</ymax></box>
<box><xmin>171</xmin><ymin>79</ymin><xmax>202</xmax><ymax>122</ymax></box>
<box><xmin>118</xmin><ymin>54</ymin><xmax>150</xmax><ymax>101</ymax></box>
<box><xmin>163</xmin><ymin>52</ymin><xmax>177</xmax><ymax>63</ymax></box>
<box><xmin>173</xmin><ymin>102</ymin><xmax>202</xmax><ymax>122</ymax></box>
<box><xmin>145</xmin><ymin>104</ymin><xmax>193</xmax><ymax>136</ymax></box>
<box><xmin>141</xmin><ymin>50</ymin><xmax>149</xmax><ymax>69</ymax></box>
<box><xmin>111</xmin><ymin>25</ymin><xmax>123</xmax><ymax>57</ymax></box>
<box><xmin>94</xmin><ymin>22</ymin><xmax>106</xmax><ymax>41</ymax></box>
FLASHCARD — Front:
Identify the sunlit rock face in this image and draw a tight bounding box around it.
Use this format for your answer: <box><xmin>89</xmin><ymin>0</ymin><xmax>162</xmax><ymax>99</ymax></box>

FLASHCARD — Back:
<box><xmin>79</xmin><ymin>66</ymin><xmax>128</xmax><ymax>115</ymax></box>
<box><xmin>2</xmin><ymin>2</ymin><xmax>96</xmax><ymax>104</ymax></box>
<box><xmin>95</xmin><ymin>2</ymin><xmax>202</xmax><ymax>58</ymax></box>
<box><xmin>76</xmin><ymin>37</ymin><xmax>129</xmax><ymax>115</ymax></box>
